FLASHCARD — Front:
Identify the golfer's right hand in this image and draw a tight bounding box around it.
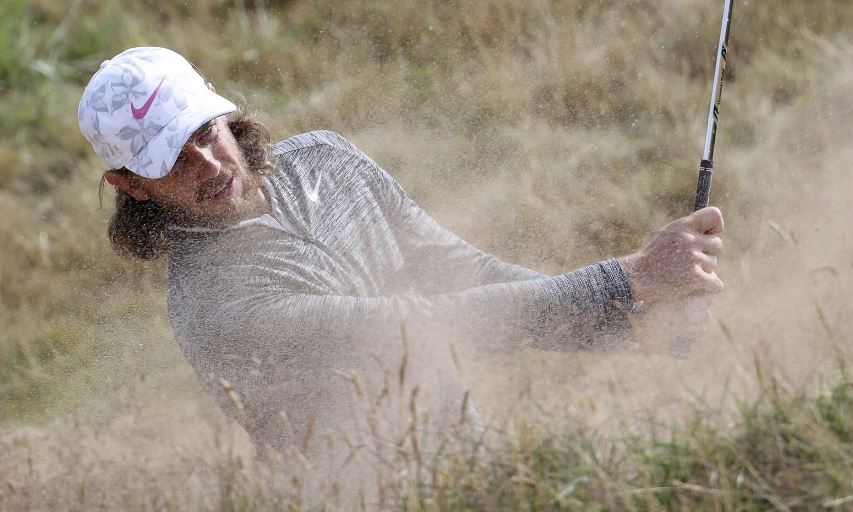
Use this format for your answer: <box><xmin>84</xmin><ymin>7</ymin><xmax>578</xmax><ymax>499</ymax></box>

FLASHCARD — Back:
<box><xmin>618</xmin><ymin>207</ymin><xmax>724</xmax><ymax>303</ymax></box>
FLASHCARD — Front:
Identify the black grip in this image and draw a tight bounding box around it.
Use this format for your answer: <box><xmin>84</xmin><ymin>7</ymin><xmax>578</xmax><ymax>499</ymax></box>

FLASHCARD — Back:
<box><xmin>694</xmin><ymin>160</ymin><xmax>714</xmax><ymax>211</ymax></box>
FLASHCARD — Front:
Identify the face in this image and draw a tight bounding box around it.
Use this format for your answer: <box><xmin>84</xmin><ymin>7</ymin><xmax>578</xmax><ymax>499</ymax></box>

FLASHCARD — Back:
<box><xmin>127</xmin><ymin>115</ymin><xmax>268</xmax><ymax>228</ymax></box>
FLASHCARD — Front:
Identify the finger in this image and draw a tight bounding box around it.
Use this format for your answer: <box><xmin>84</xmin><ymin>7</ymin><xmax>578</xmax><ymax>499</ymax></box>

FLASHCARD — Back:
<box><xmin>694</xmin><ymin>266</ymin><xmax>724</xmax><ymax>294</ymax></box>
<box><xmin>689</xmin><ymin>207</ymin><xmax>724</xmax><ymax>235</ymax></box>
<box><xmin>697</xmin><ymin>234</ymin><xmax>723</xmax><ymax>255</ymax></box>
<box><xmin>693</xmin><ymin>250</ymin><xmax>718</xmax><ymax>272</ymax></box>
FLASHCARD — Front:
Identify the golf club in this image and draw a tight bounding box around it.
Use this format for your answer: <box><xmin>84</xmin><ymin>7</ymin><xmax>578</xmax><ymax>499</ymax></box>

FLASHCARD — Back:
<box><xmin>671</xmin><ymin>0</ymin><xmax>734</xmax><ymax>360</ymax></box>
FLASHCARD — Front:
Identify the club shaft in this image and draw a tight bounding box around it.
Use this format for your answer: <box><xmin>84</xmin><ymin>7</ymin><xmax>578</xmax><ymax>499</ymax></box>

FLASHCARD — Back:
<box><xmin>694</xmin><ymin>0</ymin><xmax>734</xmax><ymax>211</ymax></box>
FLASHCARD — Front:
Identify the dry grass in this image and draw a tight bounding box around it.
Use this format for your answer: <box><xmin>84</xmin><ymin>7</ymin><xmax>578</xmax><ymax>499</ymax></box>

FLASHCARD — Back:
<box><xmin>1</xmin><ymin>0</ymin><xmax>853</xmax><ymax>509</ymax></box>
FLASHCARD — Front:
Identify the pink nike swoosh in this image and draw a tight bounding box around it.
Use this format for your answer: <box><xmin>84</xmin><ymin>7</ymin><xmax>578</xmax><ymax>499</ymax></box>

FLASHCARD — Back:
<box><xmin>131</xmin><ymin>76</ymin><xmax>166</xmax><ymax>119</ymax></box>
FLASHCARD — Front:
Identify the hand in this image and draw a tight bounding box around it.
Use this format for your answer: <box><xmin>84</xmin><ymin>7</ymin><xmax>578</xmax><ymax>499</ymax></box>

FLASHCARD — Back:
<box><xmin>632</xmin><ymin>295</ymin><xmax>714</xmax><ymax>354</ymax></box>
<box><xmin>618</xmin><ymin>207</ymin><xmax>724</xmax><ymax>303</ymax></box>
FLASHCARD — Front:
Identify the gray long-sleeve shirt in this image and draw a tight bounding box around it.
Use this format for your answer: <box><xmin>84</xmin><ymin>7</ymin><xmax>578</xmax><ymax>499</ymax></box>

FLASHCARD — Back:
<box><xmin>166</xmin><ymin>130</ymin><xmax>633</xmax><ymax>453</ymax></box>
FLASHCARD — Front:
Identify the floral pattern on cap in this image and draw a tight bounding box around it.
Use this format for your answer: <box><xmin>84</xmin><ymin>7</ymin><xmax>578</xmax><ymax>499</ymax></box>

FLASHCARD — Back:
<box><xmin>77</xmin><ymin>47</ymin><xmax>236</xmax><ymax>179</ymax></box>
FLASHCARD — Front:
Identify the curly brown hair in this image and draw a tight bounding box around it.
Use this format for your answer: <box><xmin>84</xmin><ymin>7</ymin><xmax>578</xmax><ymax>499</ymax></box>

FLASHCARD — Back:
<box><xmin>105</xmin><ymin>108</ymin><xmax>273</xmax><ymax>260</ymax></box>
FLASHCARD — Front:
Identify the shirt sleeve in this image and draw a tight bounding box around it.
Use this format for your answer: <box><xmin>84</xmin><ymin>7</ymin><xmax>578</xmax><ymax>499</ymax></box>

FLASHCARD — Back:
<box><xmin>215</xmin><ymin>254</ymin><xmax>633</xmax><ymax>358</ymax></box>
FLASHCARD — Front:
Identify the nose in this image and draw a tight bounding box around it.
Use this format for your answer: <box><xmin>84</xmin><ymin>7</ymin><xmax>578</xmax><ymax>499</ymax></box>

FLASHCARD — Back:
<box><xmin>180</xmin><ymin>143</ymin><xmax>221</xmax><ymax>182</ymax></box>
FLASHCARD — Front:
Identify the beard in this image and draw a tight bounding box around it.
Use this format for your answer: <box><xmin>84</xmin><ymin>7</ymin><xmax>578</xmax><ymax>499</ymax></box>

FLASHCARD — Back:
<box><xmin>163</xmin><ymin>166</ymin><xmax>268</xmax><ymax>230</ymax></box>
<box><xmin>196</xmin><ymin>169</ymin><xmax>236</xmax><ymax>203</ymax></box>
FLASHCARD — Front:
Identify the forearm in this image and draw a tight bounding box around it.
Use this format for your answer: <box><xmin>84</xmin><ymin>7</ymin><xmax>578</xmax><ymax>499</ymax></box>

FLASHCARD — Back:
<box><xmin>525</xmin><ymin>258</ymin><xmax>633</xmax><ymax>350</ymax></box>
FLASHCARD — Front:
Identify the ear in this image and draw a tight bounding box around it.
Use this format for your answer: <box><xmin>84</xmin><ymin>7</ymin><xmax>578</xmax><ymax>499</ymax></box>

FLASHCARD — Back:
<box><xmin>206</xmin><ymin>82</ymin><xmax>216</xmax><ymax>93</ymax></box>
<box><xmin>104</xmin><ymin>170</ymin><xmax>150</xmax><ymax>201</ymax></box>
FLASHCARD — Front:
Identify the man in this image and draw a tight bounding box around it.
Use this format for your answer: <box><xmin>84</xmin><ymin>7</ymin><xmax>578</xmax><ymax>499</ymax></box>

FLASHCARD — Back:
<box><xmin>78</xmin><ymin>47</ymin><xmax>723</xmax><ymax>464</ymax></box>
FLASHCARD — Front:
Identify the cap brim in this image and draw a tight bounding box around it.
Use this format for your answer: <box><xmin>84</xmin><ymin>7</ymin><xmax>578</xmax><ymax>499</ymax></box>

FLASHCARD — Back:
<box><xmin>125</xmin><ymin>92</ymin><xmax>237</xmax><ymax>179</ymax></box>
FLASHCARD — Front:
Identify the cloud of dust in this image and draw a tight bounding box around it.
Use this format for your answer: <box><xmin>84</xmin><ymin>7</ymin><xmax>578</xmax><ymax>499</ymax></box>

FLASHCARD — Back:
<box><xmin>460</xmin><ymin>49</ymin><xmax>853</xmax><ymax>434</ymax></box>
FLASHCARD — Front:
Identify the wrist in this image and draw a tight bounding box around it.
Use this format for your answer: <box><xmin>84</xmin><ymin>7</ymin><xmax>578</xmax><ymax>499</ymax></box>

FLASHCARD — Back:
<box><xmin>617</xmin><ymin>254</ymin><xmax>648</xmax><ymax>303</ymax></box>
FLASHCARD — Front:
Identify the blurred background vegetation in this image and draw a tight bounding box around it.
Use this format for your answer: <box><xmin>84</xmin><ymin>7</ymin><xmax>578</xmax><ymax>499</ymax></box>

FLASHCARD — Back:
<box><xmin>1</xmin><ymin>0</ymin><xmax>851</xmax><ymax>509</ymax></box>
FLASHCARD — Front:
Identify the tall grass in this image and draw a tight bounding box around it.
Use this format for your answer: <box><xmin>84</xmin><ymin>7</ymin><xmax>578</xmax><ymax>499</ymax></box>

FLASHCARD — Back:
<box><xmin>1</xmin><ymin>365</ymin><xmax>849</xmax><ymax>510</ymax></box>
<box><xmin>1</xmin><ymin>0</ymin><xmax>852</xmax><ymax>509</ymax></box>
<box><xmin>402</xmin><ymin>377</ymin><xmax>853</xmax><ymax>511</ymax></box>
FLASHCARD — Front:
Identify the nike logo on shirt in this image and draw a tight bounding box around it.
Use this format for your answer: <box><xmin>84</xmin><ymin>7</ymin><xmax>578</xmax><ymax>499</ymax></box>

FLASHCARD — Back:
<box><xmin>131</xmin><ymin>76</ymin><xmax>166</xmax><ymax>119</ymax></box>
<box><xmin>306</xmin><ymin>171</ymin><xmax>322</xmax><ymax>202</ymax></box>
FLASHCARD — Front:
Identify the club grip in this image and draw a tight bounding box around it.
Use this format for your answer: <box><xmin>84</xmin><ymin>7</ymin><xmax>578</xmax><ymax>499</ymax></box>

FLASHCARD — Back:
<box><xmin>694</xmin><ymin>160</ymin><xmax>714</xmax><ymax>211</ymax></box>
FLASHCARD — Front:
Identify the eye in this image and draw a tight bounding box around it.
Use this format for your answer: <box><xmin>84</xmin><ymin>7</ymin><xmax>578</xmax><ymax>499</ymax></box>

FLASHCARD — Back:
<box><xmin>195</xmin><ymin>122</ymin><xmax>216</xmax><ymax>146</ymax></box>
<box><xmin>199</xmin><ymin>123</ymin><xmax>213</xmax><ymax>137</ymax></box>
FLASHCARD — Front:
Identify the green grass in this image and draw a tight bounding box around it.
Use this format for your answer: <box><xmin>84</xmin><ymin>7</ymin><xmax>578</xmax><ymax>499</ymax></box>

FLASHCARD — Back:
<box><xmin>401</xmin><ymin>376</ymin><xmax>853</xmax><ymax>511</ymax></box>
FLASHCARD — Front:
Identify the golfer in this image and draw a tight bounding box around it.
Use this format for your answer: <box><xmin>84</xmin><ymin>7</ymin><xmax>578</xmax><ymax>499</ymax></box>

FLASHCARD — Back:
<box><xmin>78</xmin><ymin>47</ymin><xmax>723</xmax><ymax>459</ymax></box>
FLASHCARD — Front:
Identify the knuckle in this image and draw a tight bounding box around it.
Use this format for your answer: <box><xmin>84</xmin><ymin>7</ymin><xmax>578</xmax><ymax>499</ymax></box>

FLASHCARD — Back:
<box><xmin>678</xmin><ymin>232</ymin><xmax>695</xmax><ymax>248</ymax></box>
<box><xmin>692</xmin><ymin>254</ymin><xmax>707</xmax><ymax>269</ymax></box>
<box><xmin>671</xmin><ymin>216</ymin><xmax>691</xmax><ymax>230</ymax></box>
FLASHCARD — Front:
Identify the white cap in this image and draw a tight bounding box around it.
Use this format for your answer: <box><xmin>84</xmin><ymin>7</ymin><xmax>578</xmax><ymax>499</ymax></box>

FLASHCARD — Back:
<box><xmin>77</xmin><ymin>47</ymin><xmax>236</xmax><ymax>179</ymax></box>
